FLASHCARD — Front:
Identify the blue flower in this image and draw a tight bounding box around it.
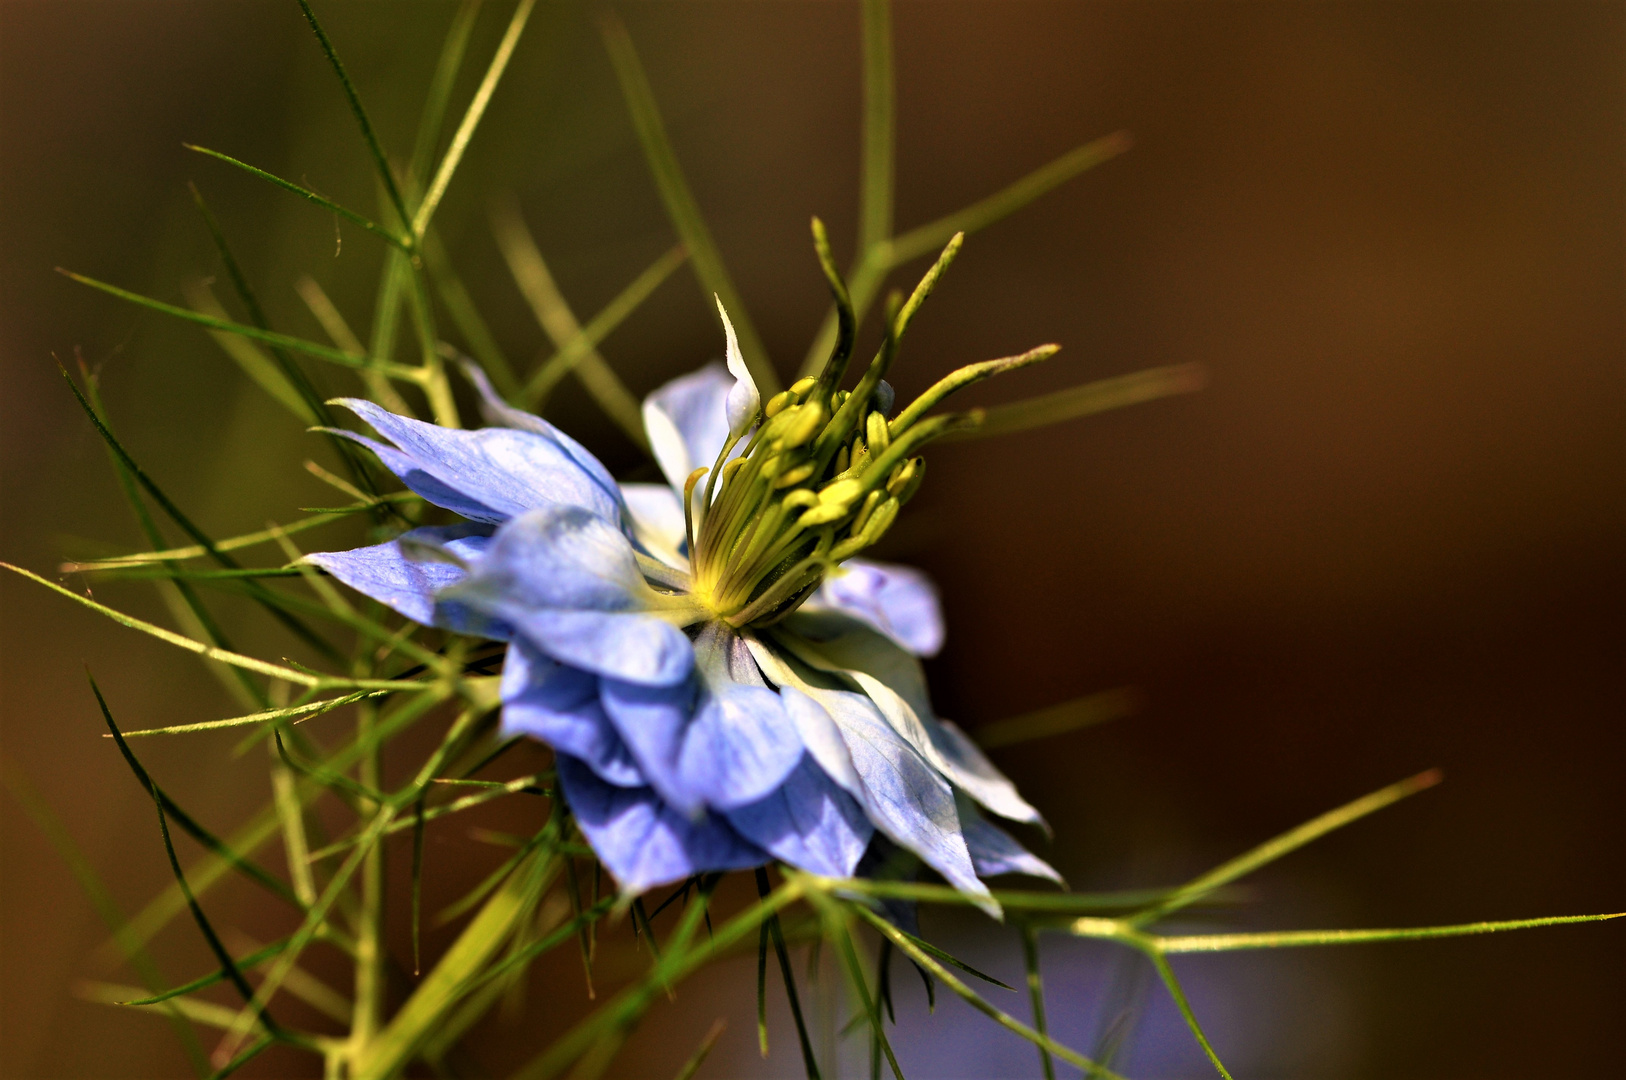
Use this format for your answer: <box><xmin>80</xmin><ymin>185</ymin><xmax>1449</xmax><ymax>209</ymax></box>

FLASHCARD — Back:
<box><xmin>308</xmin><ymin>303</ymin><xmax>1056</xmax><ymax>909</ymax></box>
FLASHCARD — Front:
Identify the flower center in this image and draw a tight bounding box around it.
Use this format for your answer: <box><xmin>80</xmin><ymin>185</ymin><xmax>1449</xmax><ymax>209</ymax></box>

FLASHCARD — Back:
<box><xmin>679</xmin><ymin>222</ymin><xmax>1052</xmax><ymax>628</ymax></box>
<box><xmin>689</xmin><ymin>372</ymin><xmax>927</xmax><ymax>628</ymax></box>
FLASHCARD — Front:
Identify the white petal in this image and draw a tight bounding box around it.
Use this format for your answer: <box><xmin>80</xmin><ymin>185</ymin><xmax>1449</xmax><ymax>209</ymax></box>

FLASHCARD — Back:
<box><xmin>620</xmin><ymin>482</ymin><xmax>688</xmax><ymax>570</ymax></box>
<box><xmin>640</xmin><ymin>362</ymin><xmax>736</xmax><ymax>494</ymax></box>
<box><xmin>716</xmin><ymin>296</ymin><xmax>760</xmax><ymax>436</ymax></box>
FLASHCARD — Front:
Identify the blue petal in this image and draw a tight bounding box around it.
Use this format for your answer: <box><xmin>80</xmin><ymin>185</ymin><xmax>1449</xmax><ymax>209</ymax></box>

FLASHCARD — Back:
<box><xmin>749</xmin><ymin>638</ymin><xmax>988</xmax><ymax>897</ymax></box>
<box><xmin>676</xmin><ymin>680</ymin><xmax>804</xmax><ymax>811</ymax></box>
<box><xmin>598</xmin><ymin>626</ymin><xmax>804</xmax><ymax>814</ymax></box>
<box><xmin>510</xmin><ymin>610</ymin><xmax>694</xmax><ymax>689</ymax></box>
<box><xmin>459</xmin><ymin>362</ymin><xmax>626</xmax><ymax>507</ymax></box>
<box><xmin>597</xmin><ymin>676</ymin><xmax>700</xmax><ymax>813</ymax></box>
<box><xmin>499</xmin><ymin>641</ymin><xmax>643</xmax><ymax>786</ymax></box>
<box><xmin>557</xmin><ymin>755</ymin><xmax>766</xmax><ymax>893</ymax></box>
<box><xmin>780</xmin><ymin>612</ymin><xmax>1042</xmax><ymax>826</ymax></box>
<box><xmin>304</xmin><ymin>525</ymin><xmax>505</xmax><ymax>637</ymax></box>
<box><xmin>448</xmin><ymin>507</ymin><xmax>695</xmax><ymax>686</ymax></box>
<box><xmin>928</xmin><ymin>720</ymin><xmax>1046</xmax><ymax>829</ymax></box>
<box><xmin>753</xmin><ymin>641</ymin><xmax>991</xmax><ymax>908</ymax></box>
<box><xmin>957</xmin><ymin>793</ymin><xmax>1063</xmax><ymax>884</ymax></box>
<box><xmin>807</xmin><ymin>559</ymin><xmax>945</xmax><ymax>657</ymax></box>
<box><xmin>780</xmin><ymin>610</ymin><xmax>933</xmax><ymax>722</ymax></box>
<box><xmin>727</xmin><ymin>756</ymin><xmax>872</xmax><ymax>878</ymax></box>
<box><xmin>808</xmin><ymin>685</ymin><xmax>988</xmax><ymax>906</ymax></box>
<box><xmin>640</xmin><ymin>363</ymin><xmax>735</xmax><ymax>493</ymax></box>
<box><xmin>332</xmin><ymin>398</ymin><xmax>624</xmax><ymax>526</ymax></box>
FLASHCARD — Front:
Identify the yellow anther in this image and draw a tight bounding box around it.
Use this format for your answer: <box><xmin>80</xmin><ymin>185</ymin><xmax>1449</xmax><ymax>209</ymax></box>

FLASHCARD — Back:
<box><xmin>852</xmin><ymin>488</ymin><xmax>884</xmax><ymax>533</ymax></box>
<box><xmin>772</xmin><ymin>462</ymin><xmax>815</xmax><ymax>489</ymax></box>
<box><xmin>866</xmin><ymin>411</ymin><xmax>890</xmax><ymax>455</ymax></box>
<box><xmin>764</xmin><ymin>390</ymin><xmax>795</xmax><ymax>418</ymax></box>
<box><xmin>779</xmin><ymin>403</ymin><xmax>825</xmax><ymax>449</ymax></box>
<box><xmin>818</xmin><ymin>478</ymin><xmax>863</xmax><ymax>506</ymax></box>
<box><xmin>781</xmin><ymin>489</ymin><xmax>819</xmax><ymax>511</ymax></box>
<box><xmin>798</xmin><ymin>503</ymin><xmax>850</xmax><ymax>527</ymax></box>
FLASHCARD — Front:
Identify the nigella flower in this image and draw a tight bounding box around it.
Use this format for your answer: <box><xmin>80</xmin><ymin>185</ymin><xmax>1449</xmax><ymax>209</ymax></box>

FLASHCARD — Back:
<box><xmin>309</xmin><ymin>277</ymin><xmax>1060</xmax><ymax>911</ymax></box>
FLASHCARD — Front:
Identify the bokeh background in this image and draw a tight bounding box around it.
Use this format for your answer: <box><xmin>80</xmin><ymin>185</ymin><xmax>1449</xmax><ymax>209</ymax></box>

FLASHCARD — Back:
<box><xmin>2</xmin><ymin>2</ymin><xmax>1621</xmax><ymax>1077</ymax></box>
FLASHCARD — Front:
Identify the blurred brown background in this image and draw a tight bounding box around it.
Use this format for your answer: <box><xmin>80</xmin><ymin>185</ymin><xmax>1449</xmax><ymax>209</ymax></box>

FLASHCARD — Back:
<box><xmin>2</xmin><ymin>2</ymin><xmax>1621</xmax><ymax>1077</ymax></box>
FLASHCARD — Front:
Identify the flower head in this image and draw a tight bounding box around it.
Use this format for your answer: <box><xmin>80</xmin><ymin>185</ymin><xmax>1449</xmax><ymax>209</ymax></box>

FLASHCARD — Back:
<box><xmin>309</xmin><ymin>243</ymin><xmax>1059</xmax><ymax>911</ymax></box>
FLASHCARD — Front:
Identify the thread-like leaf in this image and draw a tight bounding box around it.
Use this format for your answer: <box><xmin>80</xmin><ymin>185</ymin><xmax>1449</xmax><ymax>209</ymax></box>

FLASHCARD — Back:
<box><xmin>59</xmin><ymin>270</ymin><xmax>420</xmax><ymax>377</ymax></box>
<box><xmin>599</xmin><ymin>11</ymin><xmax>779</xmax><ymax>395</ymax></box>
<box><xmin>412</xmin><ymin>0</ymin><xmax>538</xmax><ymax>240</ymax></box>
<box><xmin>93</xmin><ymin>677</ymin><xmax>305</xmax><ymax>912</ymax></box>
<box><xmin>1144</xmin><ymin>912</ymin><xmax>1626</xmax><ymax>953</ymax></box>
<box><xmin>757</xmin><ymin>868</ymin><xmax>821</xmax><ymax>1080</ymax></box>
<box><xmin>941</xmin><ymin>363</ymin><xmax>1206</xmax><ymax>442</ymax></box>
<box><xmin>975</xmin><ymin>687</ymin><xmax>1141</xmax><ymax>750</ymax></box>
<box><xmin>117</xmin><ymin>939</ymin><xmax>291</xmax><ymax>1007</ymax></box>
<box><xmin>672</xmin><ymin>1018</ymin><xmax>728</xmax><ymax>1080</ymax></box>
<box><xmin>522</xmin><ymin>243</ymin><xmax>688</xmax><ymax>409</ymax></box>
<box><xmin>852</xmin><ymin>904</ymin><xmax>1123</xmax><ymax>1080</ymax></box>
<box><xmin>858</xmin><ymin>0</ymin><xmax>894</xmax><ymax>254</ymax></box>
<box><xmin>1020</xmin><ymin>924</ymin><xmax>1057</xmax><ymax>1080</ymax></box>
<box><xmin>490</xmin><ymin>200</ymin><xmax>649</xmax><ymax>447</ymax></box>
<box><xmin>1130</xmin><ymin>768</ymin><xmax>1443</xmax><ymax>927</ymax></box>
<box><xmin>185</xmin><ymin>145</ymin><xmax>405</xmax><ymax>248</ymax></box>
<box><xmin>295</xmin><ymin>0</ymin><xmax>414</xmax><ymax>239</ymax></box>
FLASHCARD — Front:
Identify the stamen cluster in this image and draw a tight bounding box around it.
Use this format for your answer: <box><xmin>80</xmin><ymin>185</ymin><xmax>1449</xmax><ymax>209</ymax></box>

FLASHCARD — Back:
<box><xmin>689</xmin><ymin>221</ymin><xmax>1058</xmax><ymax>629</ymax></box>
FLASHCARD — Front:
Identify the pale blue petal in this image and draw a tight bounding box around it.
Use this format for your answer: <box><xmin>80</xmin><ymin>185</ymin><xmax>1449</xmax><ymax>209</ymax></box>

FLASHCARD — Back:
<box><xmin>557</xmin><ymin>755</ymin><xmax>767</xmax><ymax>893</ymax></box>
<box><xmin>454</xmin><ymin>506</ymin><xmax>646</xmax><ymax>609</ymax></box>
<box><xmin>780</xmin><ymin>610</ymin><xmax>933</xmax><ymax>723</ymax></box>
<box><xmin>640</xmin><ymin>363</ymin><xmax>735</xmax><ymax>494</ymax></box>
<box><xmin>746</xmin><ymin>642</ymin><xmax>864</xmax><ymax>798</ymax></box>
<box><xmin>751</xmin><ymin>645</ymin><xmax>991</xmax><ymax>909</ymax></box>
<box><xmin>504</xmin><ymin>609</ymin><xmax>693</xmax><ymax>688</ymax></box>
<box><xmin>598</xmin><ymin>626</ymin><xmax>803</xmax><ymax>814</ymax></box>
<box><xmin>447</xmin><ymin>507</ymin><xmax>694</xmax><ymax>686</ymax></box>
<box><xmin>780</xmin><ymin>612</ymin><xmax>1042</xmax><ymax>826</ymax></box>
<box><xmin>675</xmin><ymin>680</ymin><xmax>804</xmax><ymax>811</ymax></box>
<box><xmin>459</xmin><ymin>363</ymin><xmax>625</xmax><ymax>507</ymax></box>
<box><xmin>727</xmin><ymin>756</ymin><xmax>872</xmax><ymax>878</ymax></box>
<box><xmin>499</xmin><ymin>641</ymin><xmax>642</xmax><ymax>787</ymax></box>
<box><xmin>957</xmin><ymin>793</ymin><xmax>1063</xmax><ymax>884</ymax></box>
<box><xmin>621</xmin><ymin>482</ymin><xmax>688</xmax><ymax>569</ymax></box>
<box><xmin>813</xmin><ymin>686</ymin><xmax>988</xmax><ymax>905</ymax></box>
<box><xmin>598</xmin><ymin>676</ymin><xmax>702</xmax><ymax>814</ymax></box>
<box><xmin>304</xmin><ymin>525</ymin><xmax>505</xmax><ymax>637</ymax></box>
<box><xmin>332</xmin><ymin>398</ymin><xmax>624</xmax><ymax>526</ymax></box>
<box><xmin>929</xmin><ymin>720</ymin><xmax>1046</xmax><ymax>829</ymax></box>
<box><xmin>807</xmin><ymin>560</ymin><xmax>945</xmax><ymax>657</ymax></box>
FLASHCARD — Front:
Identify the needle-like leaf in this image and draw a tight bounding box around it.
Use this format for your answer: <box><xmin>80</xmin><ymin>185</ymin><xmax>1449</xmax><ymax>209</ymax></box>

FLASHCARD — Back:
<box><xmin>975</xmin><ymin>687</ymin><xmax>1141</xmax><ymax>750</ymax></box>
<box><xmin>58</xmin><ymin>270</ymin><xmax>420</xmax><ymax>378</ymax></box>
<box><xmin>184</xmin><ymin>144</ymin><xmax>406</xmax><ymax>248</ymax></box>
<box><xmin>522</xmin><ymin>243</ymin><xmax>688</xmax><ymax>410</ymax></box>
<box><xmin>412</xmin><ymin>0</ymin><xmax>538</xmax><ymax>240</ymax></box>
<box><xmin>490</xmin><ymin>200</ymin><xmax>649</xmax><ymax>447</ymax></box>
<box><xmin>1130</xmin><ymin>768</ymin><xmax>1443</xmax><ymax>927</ymax></box>
<box><xmin>295</xmin><ymin>0</ymin><xmax>414</xmax><ymax>241</ymax></box>
<box><xmin>599</xmin><ymin>11</ymin><xmax>779</xmax><ymax>396</ymax></box>
<box><xmin>939</xmin><ymin>363</ymin><xmax>1206</xmax><ymax>442</ymax></box>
